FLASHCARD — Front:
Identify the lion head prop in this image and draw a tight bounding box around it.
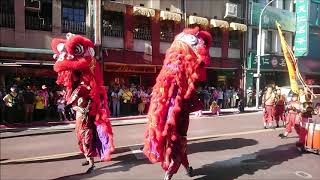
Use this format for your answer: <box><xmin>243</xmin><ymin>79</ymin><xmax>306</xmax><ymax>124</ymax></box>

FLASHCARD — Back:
<box><xmin>143</xmin><ymin>27</ymin><xmax>212</xmax><ymax>169</ymax></box>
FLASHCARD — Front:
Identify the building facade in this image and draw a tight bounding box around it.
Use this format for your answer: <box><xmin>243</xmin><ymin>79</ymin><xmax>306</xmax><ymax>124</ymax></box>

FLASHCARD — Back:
<box><xmin>246</xmin><ymin>0</ymin><xmax>296</xmax><ymax>91</ymax></box>
<box><xmin>0</xmin><ymin>0</ymin><xmax>95</xmax><ymax>88</ymax></box>
<box><xmin>101</xmin><ymin>0</ymin><xmax>247</xmax><ymax>90</ymax></box>
<box><xmin>294</xmin><ymin>0</ymin><xmax>320</xmax><ymax>85</ymax></box>
<box><xmin>246</xmin><ymin>0</ymin><xmax>320</xmax><ymax>91</ymax></box>
<box><xmin>0</xmin><ymin>0</ymin><xmax>247</xmax><ymax>91</ymax></box>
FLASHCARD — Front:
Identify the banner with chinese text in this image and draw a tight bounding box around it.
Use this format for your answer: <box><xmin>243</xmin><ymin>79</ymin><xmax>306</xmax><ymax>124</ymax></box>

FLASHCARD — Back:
<box><xmin>294</xmin><ymin>0</ymin><xmax>310</xmax><ymax>57</ymax></box>
<box><xmin>247</xmin><ymin>52</ymin><xmax>287</xmax><ymax>70</ymax></box>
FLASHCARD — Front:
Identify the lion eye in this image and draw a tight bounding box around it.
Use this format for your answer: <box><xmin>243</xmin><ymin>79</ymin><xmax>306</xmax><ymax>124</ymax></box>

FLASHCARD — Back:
<box><xmin>74</xmin><ymin>44</ymin><xmax>84</xmax><ymax>55</ymax></box>
<box><xmin>199</xmin><ymin>61</ymin><xmax>205</xmax><ymax>68</ymax></box>
<box><xmin>184</xmin><ymin>34</ymin><xmax>198</xmax><ymax>45</ymax></box>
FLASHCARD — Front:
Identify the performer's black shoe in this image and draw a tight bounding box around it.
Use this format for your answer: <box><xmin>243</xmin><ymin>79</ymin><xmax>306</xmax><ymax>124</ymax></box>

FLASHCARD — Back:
<box><xmin>276</xmin><ymin>124</ymin><xmax>279</xmax><ymax>128</ymax></box>
<box><xmin>164</xmin><ymin>171</ymin><xmax>173</xmax><ymax>180</ymax></box>
<box><xmin>86</xmin><ymin>165</ymin><xmax>95</xmax><ymax>174</ymax></box>
<box><xmin>278</xmin><ymin>133</ymin><xmax>287</xmax><ymax>139</ymax></box>
<box><xmin>186</xmin><ymin>166</ymin><xmax>193</xmax><ymax>177</ymax></box>
<box><xmin>264</xmin><ymin>126</ymin><xmax>267</xmax><ymax>129</ymax></box>
<box><xmin>296</xmin><ymin>142</ymin><xmax>303</xmax><ymax>147</ymax></box>
<box><xmin>82</xmin><ymin>160</ymin><xmax>89</xmax><ymax>166</ymax></box>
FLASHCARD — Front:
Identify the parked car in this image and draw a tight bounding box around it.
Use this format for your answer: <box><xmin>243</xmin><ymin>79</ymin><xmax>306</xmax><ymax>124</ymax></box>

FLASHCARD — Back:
<box><xmin>278</xmin><ymin>85</ymin><xmax>320</xmax><ymax>108</ymax></box>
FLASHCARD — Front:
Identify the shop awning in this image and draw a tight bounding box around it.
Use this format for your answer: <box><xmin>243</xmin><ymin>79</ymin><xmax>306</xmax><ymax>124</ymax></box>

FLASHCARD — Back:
<box><xmin>210</xmin><ymin>19</ymin><xmax>229</xmax><ymax>29</ymax></box>
<box><xmin>160</xmin><ymin>11</ymin><xmax>181</xmax><ymax>22</ymax></box>
<box><xmin>0</xmin><ymin>47</ymin><xmax>53</xmax><ymax>54</ymax></box>
<box><xmin>188</xmin><ymin>15</ymin><xmax>209</xmax><ymax>26</ymax></box>
<box><xmin>133</xmin><ymin>6</ymin><xmax>155</xmax><ymax>17</ymax></box>
<box><xmin>298</xmin><ymin>58</ymin><xmax>320</xmax><ymax>75</ymax></box>
<box><xmin>229</xmin><ymin>22</ymin><xmax>247</xmax><ymax>32</ymax></box>
<box><xmin>104</xmin><ymin>2</ymin><xmax>125</xmax><ymax>13</ymax></box>
<box><xmin>104</xmin><ymin>62</ymin><xmax>157</xmax><ymax>73</ymax></box>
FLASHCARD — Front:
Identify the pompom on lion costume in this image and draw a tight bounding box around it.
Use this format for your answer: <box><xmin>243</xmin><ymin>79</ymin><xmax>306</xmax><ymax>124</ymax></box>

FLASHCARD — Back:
<box><xmin>51</xmin><ymin>33</ymin><xmax>114</xmax><ymax>173</ymax></box>
<box><xmin>143</xmin><ymin>27</ymin><xmax>212</xmax><ymax>180</ymax></box>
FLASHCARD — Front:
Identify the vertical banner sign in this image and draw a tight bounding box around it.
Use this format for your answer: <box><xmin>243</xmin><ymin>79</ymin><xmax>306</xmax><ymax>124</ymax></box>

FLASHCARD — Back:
<box><xmin>294</xmin><ymin>0</ymin><xmax>310</xmax><ymax>57</ymax></box>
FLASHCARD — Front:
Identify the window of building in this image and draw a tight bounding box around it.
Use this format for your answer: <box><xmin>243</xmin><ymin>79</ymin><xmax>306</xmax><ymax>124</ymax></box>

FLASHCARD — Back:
<box><xmin>103</xmin><ymin>11</ymin><xmax>124</xmax><ymax>37</ymax></box>
<box><xmin>133</xmin><ymin>16</ymin><xmax>151</xmax><ymax>41</ymax></box>
<box><xmin>253</xmin><ymin>0</ymin><xmax>268</xmax><ymax>4</ymax></box>
<box><xmin>0</xmin><ymin>0</ymin><xmax>15</xmax><ymax>28</ymax></box>
<box><xmin>310</xmin><ymin>2</ymin><xmax>320</xmax><ymax>26</ymax></box>
<box><xmin>160</xmin><ymin>20</ymin><xmax>175</xmax><ymax>42</ymax></box>
<box><xmin>229</xmin><ymin>0</ymin><xmax>240</xmax><ymax>3</ymax></box>
<box><xmin>25</xmin><ymin>0</ymin><xmax>52</xmax><ymax>31</ymax></box>
<box><xmin>188</xmin><ymin>23</ymin><xmax>207</xmax><ymax>30</ymax></box>
<box><xmin>62</xmin><ymin>0</ymin><xmax>86</xmax><ymax>34</ymax></box>
<box><xmin>265</xmin><ymin>31</ymin><xmax>272</xmax><ymax>53</ymax></box>
<box><xmin>251</xmin><ymin>28</ymin><xmax>258</xmax><ymax>50</ymax></box>
<box><xmin>210</xmin><ymin>27</ymin><xmax>222</xmax><ymax>47</ymax></box>
<box><xmin>229</xmin><ymin>31</ymin><xmax>240</xmax><ymax>49</ymax></box>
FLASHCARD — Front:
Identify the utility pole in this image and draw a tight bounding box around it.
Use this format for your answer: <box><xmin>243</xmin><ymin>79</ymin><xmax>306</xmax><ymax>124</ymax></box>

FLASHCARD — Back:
<box><xmin>243</xmin><ymin>0</ymin><xmax>249</xmax><ymax>105</ymax></box>
<box><xmin>182</xmin><ymin>0</ymin><xmax>187</xmax><ymax>28</ymax></box>
<box><xmin>255</xmin><ymin>0</ymin><xmax>275</xmax><ymax>109</ymax></box>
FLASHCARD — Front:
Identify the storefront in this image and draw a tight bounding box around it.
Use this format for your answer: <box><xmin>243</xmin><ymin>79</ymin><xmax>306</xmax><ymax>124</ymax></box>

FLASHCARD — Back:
<box><xmin>246</xmin><ymin>52</ymin><xmax>289</xmax><ymax>90</ymax></box>
<box><xmin>1</xmin><ymin>65</ymin><xmax>57</xmax><ymax>90</ymax></box>
<box><xmin>103</xmin><ymin>62</ymin><xmax>159</xmax><ymax>88</ymax></box>
<box><xmin>0</xmin><ymin>47</ymin><xmax>55</xmax><ymax>89</ymax></box>
<box><xmin>206</xmin><ymin>68</ymin><xmax>242</xmax><ymax>88</ymax></box>
<box><xmin>298</xmin><ymin>58</ymin><xmax>320</xmax><ymax>85</ymax></box>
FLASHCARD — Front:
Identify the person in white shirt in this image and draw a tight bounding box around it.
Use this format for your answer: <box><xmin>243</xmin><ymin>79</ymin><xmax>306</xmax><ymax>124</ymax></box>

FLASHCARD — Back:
<box><xmin>247</xmin><ymin>87</ymin><xmax>253</xmax><ymax>107</ymax></box>
<box><xmin>56</xmin><ymin>94</ymin><xmax>66</xmax><ymax>121</ymax></box>
<box><xmin>217</xmin><ymin>88</ymin><xmax>224</xmax><ymax>108</ymax></box>
<box><xmin>111</xmin><ymin>87</ymin><xmax>121</xmax><ymax>117</ymax></box>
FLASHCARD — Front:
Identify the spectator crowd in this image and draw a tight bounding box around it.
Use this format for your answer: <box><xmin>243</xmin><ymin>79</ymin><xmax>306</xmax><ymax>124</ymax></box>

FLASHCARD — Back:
<box><xmin>1</xmin><ymin>81</ymin><xmax>246</xmax><ymax>124</ymax></box>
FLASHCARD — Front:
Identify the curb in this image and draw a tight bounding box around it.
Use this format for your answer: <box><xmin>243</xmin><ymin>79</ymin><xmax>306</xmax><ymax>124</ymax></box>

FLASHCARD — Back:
<box><xmin>0</xmin><ymin>108</ymin><xmax>261</xmax><ymax>129</ymax></box>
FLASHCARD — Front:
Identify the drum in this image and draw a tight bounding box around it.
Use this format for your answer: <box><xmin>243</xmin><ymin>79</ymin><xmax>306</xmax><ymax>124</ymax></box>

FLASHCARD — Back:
<box><xmin>305</xmin><ymin>122</ymin><xmax>320</xmax><ymax>149</ymax></box>
<box><xmin>299</xmin><ymin>121</ymin><xmax>320</xmax><ymax>154</ymax></box>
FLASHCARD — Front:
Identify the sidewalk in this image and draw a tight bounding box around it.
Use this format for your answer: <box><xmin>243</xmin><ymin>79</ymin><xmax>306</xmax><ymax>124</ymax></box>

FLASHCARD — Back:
<box><xmin>0</xmin><ymin>107</ymin><xmax>260</xmax><ymax>129</ymax></box>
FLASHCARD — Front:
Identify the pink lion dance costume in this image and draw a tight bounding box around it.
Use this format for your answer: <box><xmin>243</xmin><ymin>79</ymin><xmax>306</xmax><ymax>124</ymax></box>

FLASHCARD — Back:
<box><xmin>51</xmin><ymin>33</ymin><xmax>114</xmax><ymax>173</ymax></box>
<box><xmin>143</xmin><ymin>27</ymin><xmax>212</xmax><ymax>180</ymax></box>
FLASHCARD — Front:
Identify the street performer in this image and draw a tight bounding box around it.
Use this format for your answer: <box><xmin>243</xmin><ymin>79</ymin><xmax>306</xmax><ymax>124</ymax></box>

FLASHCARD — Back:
<box><xmin>274</xmin><ymin>89</ymin><xmax>286</xmax><ymax>127</ymax></box>
<box><xmin>143</xmin><ymin>27</ymin><xmax>212</xmax><ymax>180</ymax></box>
<box><xmin>51</xmin><ymin>33</ymin><xmax>114</xmax><ymax>173</ymax></box>
<box><xmin>262</xmin><ymin>86</ymin><xmax>276</xmax><ymax>129</ymax></box>
<box><xmin>279</xmin><ymin>93</ymin><xmax>301</xmax><ymax>138</ymax></box>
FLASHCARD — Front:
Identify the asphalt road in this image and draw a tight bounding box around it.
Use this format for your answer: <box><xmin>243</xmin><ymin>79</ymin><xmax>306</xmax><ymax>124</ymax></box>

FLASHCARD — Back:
<box><xmin>1</xmin><ymin>112</ymin><xmax>319</xmax><ymax>179</ymax></box>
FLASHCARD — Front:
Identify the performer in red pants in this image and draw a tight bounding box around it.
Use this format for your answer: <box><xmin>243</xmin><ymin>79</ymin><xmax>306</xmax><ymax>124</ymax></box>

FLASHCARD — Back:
<box><xmin>262</xmin><ymin>87</ymin><xmax>276</xmax><ymax>129</ymax></box>
<box><xmin>143</xmin><ymin>27</ymin><xmax>212</xmax><ymax>180</ymax></box>
<box><xmin>279</xmin><ymin>94</ymin><xmax>301</xmax><ymax>138</ymax></box>
<box><xmin>51</xmin><ymin>33</ymin><xmax>114</xmax><ymax>173</ymax></box>
<box><xmin>274</xmin><ymin>89</ymin><xmax>286</xmax><ymax>127</ymax></box>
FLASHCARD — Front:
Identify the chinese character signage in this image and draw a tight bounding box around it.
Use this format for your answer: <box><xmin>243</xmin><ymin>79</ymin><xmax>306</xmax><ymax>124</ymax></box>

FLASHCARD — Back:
<box><xmin>250</xmin><ymin>2</ymin><xmax>296</xmax><ymax>32</ymax></box>
<box><xmin>294</xmin><ymin>0</ymin><xmax>310</xmax><ymax>57</ymax></box>
<box><xmin>247</xmin><ymin>52</ymin><xmax>287</xmax><ymax>70</ymax></box>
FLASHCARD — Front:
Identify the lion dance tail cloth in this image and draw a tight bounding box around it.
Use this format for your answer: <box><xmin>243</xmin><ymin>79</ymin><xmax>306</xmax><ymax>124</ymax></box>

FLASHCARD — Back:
<box><xmin>143</xmin><ymin>27</ymin><xmax>212</xmax><ymax>176</ymax></box>
<box><xmin>51</xmin><ymin>33</ymin><xmax>114</xmax><ymax>161</ymax></box>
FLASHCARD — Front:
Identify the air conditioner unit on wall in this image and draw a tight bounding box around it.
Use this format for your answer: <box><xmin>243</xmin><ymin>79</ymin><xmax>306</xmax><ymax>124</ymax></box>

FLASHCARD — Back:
<box><xmin>25</xmin><ymin>0</ymin><xmax>41</xmax><ymax>12</ymax></box>
<box><xmin>224</xmin><ymin>3</ymin><xmax>238</xmax><ymax>18</ymax></box>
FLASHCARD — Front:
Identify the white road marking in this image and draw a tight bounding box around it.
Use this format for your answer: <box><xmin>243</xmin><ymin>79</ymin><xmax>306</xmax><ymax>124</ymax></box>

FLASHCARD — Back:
<box><xmin>0</xmin><ymin>127</ymin><xmax>282</xmax><ymax>164</ymax></box>
<box><xmin>295</xmin><ymin>171</ymin><xmax>313</xmax><ymax>179</ymax></box>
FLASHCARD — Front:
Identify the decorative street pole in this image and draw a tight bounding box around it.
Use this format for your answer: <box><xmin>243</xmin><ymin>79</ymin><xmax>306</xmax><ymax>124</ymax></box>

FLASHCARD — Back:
<box><xmin>255</xmin><ymin>0</ymin><xmax>275</xmax><ymax>109</ymax></box>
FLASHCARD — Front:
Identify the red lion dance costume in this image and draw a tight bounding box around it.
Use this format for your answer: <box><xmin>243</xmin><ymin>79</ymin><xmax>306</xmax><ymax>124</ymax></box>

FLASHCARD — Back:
<box><xmin>51</xmin><ymin>33</ymin><xmax>114</xmax><ymax>173</ymax></box>
<box><xmin>143</xmin><ymin>27</ymin><xmax>212</xmax><ymax>180</ymax></box>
